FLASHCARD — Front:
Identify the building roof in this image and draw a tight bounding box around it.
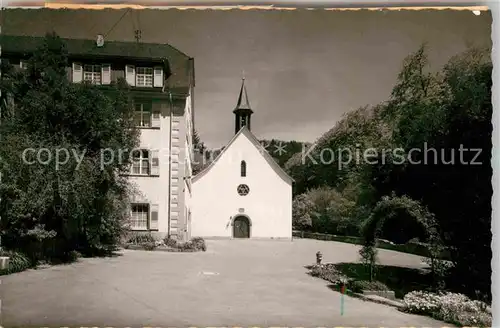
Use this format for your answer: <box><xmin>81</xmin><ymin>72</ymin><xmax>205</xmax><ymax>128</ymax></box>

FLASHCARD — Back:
<box><xmin>1</xmin><ymin>33</ymin><xmax>189</xmax><ymax>61</ymax></box>
<box><xmin>1</xmin><ymin>34</ymin><xmax>194</xmax><ymax>90</ymax></box>
<box><xmin>192</xmin><ymin>126</ymin><xmax>294</xmax><ymax>184</ymax></box>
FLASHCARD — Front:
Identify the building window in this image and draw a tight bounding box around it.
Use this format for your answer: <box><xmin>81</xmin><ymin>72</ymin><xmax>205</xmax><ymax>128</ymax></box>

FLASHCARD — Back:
<box><xmin>241</xmin><ymin>160</ymin><xmax>246</xmax><ymax>177</ymax></box>
<box><xmin>131</xmin><ymin>203</ymin><xmax>149</xmax><ymax>230</ymax></box>
<box><xmin>131</xmin><ymin>149</ymin><xmax>150</xmax><ymax>175</ymax></box>
<box><xmin>237</xmin><ymin>184</ymin><xmax>250</xmax><ymax>196</ymax></box>
<box><xmin>83</xmin><ymin>64</ymin><xmax>101</xmax><ymax>84</ymax></box>
<box><xmin>136</xmin><ymin>67</ymin><xmax>153</xmax><ymax>87</ymax></box>
<box><xmin>134</xmin><ymin>102</ymin><xmax>152</xmax><ymax>127</ymax></box>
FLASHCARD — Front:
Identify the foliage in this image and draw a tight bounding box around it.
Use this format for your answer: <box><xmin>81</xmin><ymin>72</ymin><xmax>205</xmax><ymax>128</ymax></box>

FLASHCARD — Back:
<box><xmin>192</xmin><ymin>129</ymin><xmax>209</xmax><ymax>175</ymax></box>
<box><xmin>176</xmin><ymin>237</ymin><xmax>207</xmax><ymax>252</ymax></box>
<box><xmin>287</xmin><ymin>44</ymin><xmax>492</xmax><ymax>300</ymax></box>
<box><xmin>308</xmin><ymin>263</ymin><xmax>389</xmax><ymax>293</ymax></box>
<box><xmin>0</xmin><ymin>250</ymin><xmax>33</xmax><ymax>275</ymax></box>
<box><xmin>159</xmin><ymin>237</ymin><xmax>207</xmax><ymax>252</ymax></box>
<box><xmin>293</xmin><ymin>186</ymin><xmax>359</xmax><ymax>235</ymax></box>
<box><xmin>347</xmin><ymin>280</ymin><xmax>389</xmax><ymax>293</ymax></box>
<box><xmin>192</xmin><ymin>129</ymin><xmax>206</xmax><ymax>154</ymax></box>
<box><xmin>0</xmin><ymin>33</ymin><xmax>139</xmax><ymax>264</ymax></box>
<box><xmin>285</xmin><ymin>105</ymin><xmax>391</xmax><ymax>197</ymax></box>
<box><xmin>179</xmin><ymin>240</ymin><xmax>195</xmax><ymax>251</ymax></box>
<box><xmin>362</xmin><ymin>194</ymin><xmax>432</xmax><ymax>245</ymax></box>
<box><xmin>292</xmin><ymin>193</ymin><xmax>314</xmax><ymax>230</ymax></box>
<box><xmin>358</xmin><ymin>244</ymin><xmax>378</xmax><ymax>281</ymax></box>
<box><xmin>190</xmin><ymin>237</ymin><xmax>207</xmax><ymax>251</ymax></box>
<box><xmin>124</xmin><ymin>236</ymin><xmax>206</xmax><ymax>252</ymax></box>
<box><xmin>403</xmin><ymin>290</ymin><xmax>441</xmax><ymax>314</ymax></box>
<box><xmin>259</xmin><ymin>139</ymin><xmax>306</xmax><ymax>168</ymax></box>
<box><xmin>403</xmin><ymin>290</ymin><xmax>491</xmax><ymax>327</ymax></box>
<box><xmin>333</xmin><ymin>262</ymin><xmax>435</xmax><ymax>299</ymax></box>
<box><xmin>375</xmin><ymin>45</ymin><xmax>492</xmax><ymax>299</ymax></box>
<box><xmin>360</xmin><ymin>194</ymin><xmax>447</xmax><ymax>288</ymax></box>
<box><xmin>141</xmin><ymin>242</ymin><xmax>157</xmax><ymax>251</ymax></box>
<box><xmin>125</xmin><ymin>232</ymin><xmax>156</xmax><ymax>245</ymax></box>
<box><xmin>163</xmin><ymin>237</ymin><xmax>178</xmax><ymax>248</ymax></box>
<box><xmin>308</xmin><ymin>263</ymin><xmax>349</xmax><ymax>286</ymax></box>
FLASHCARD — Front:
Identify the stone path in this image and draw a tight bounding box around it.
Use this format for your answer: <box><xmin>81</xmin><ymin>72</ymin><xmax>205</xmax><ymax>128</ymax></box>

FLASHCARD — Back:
<box><xmin>1</xmin><ymin>239</ymin><xmax>450</xmax><ymax>327</ymax></box>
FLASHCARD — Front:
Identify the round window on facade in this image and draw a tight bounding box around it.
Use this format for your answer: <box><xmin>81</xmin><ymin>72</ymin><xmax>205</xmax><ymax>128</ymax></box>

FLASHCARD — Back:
<box><xmin>237</xmin><ymin>184</ymin><xmax>250</xmax><ymax>196</ymax></box>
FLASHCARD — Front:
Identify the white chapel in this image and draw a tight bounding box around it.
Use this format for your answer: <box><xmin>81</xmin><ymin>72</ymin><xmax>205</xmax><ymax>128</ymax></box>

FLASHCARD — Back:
<box><xmin>191</xmin><ymin>78</ymin><xmax>293</xmax><ymax>239</ymax></box>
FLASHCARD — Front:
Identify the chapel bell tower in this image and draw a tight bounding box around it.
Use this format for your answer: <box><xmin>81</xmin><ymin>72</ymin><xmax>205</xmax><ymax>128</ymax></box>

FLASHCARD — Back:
<box><xmin>233</xmin><ymin>76</ymin><xmax>254</xmax><ymax>134</ymax></box>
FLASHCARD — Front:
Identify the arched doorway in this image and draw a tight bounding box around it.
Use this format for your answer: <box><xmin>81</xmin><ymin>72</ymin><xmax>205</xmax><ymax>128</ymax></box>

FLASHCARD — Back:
<box><xmin>233</xmin><ymin>215</ymin><xmax>250</xmax><ymax>238</ymax></box>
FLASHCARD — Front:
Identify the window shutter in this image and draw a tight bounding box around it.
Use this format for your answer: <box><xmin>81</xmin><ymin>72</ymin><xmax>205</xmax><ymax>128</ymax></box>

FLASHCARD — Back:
<box><xmin>151</xmin><ymin>110</ymin><xmax>161</xmax><ymax>128</ymax></box>
<box><xmin>125</xmin><ymin>65</ymin><xmax>136</xmax><ymax>86</ymax></box>
<box><xmin>150</xmin><ymin>204</ymin><xmax>159</xmax><ymax>230</ymax></box>
<box><xmin>72</xmin><ymin>63</ymin><xmax>83</xmax><ymax>83</ymax></box>
<box><xmin>150</xmin><ymin>149</ymin><xmax>160</xmax><ymax>176</ymax></box>
<box><xmin>151</xmin><ymin>103</ymin><xmax>161</xmax><ymax>128</ymax></box>
<box><xmin>153</xmin><ymin>66</ymin><xmax>163</xmax><ymax>87</ymax></box>
<box><xmin>101</xmin><ymin>64</ymin><xmax>111</xmax><ymax>84</ymax></box>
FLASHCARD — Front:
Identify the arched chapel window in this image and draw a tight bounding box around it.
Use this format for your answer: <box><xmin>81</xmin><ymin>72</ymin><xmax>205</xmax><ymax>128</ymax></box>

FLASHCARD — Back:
<box><xmin>241</xmin><ymin>160</ymin><xmax>247</xmax><ymax>177</ymax></box>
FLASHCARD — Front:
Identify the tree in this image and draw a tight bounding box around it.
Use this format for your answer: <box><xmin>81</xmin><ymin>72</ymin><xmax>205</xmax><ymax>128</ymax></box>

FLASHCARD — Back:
<box><xmin>292</xmin><ymin>186</ymin><xmax>358</xmax><ymax>235</ymax></box>
<box><xmin>292</xmin><ymin>193</ymin><xmax>314</xmax><ymax>230</ymax></box>
<box><xmin>0</xmin><ymin>33</ymin><xmax>139</xmax><ymax>263</ymax></box>
<box><xmin>192</xmin><ymin>129</ymin><xmax>205</xmax><ymax>153</ymax></box>
<box><xmin>259</xmin><ymin>139</ymin><xmax>305</xmax><ymax>168</ymax></box>
<box><xmin>285</xmin><ymin>105</ymin><xmax>391</xmax><ymax>199</ymax></box>
<box><xmin>191</xmin><ymin>129</ymin><xmax>208</xmax><ymax>175</ymax></box>
<box><xmin>285</xmin><ymin>44</ymin><xmax>492</xmax><ymax>300</ymax></box>
<box><xmin>369</xmin><ymin>45</ymin><xmax>492</xmax><ymax>299</ymax></box>
<box><xmin>360</xmin><ymin>194</ymin><xmax>445</xmax><ymax>289</ymax></box>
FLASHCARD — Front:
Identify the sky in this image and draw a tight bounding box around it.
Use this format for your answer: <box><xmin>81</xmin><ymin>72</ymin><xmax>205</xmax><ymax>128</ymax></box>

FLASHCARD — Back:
<box><xmin>2</xmin><ymin>8</ymin><xmax>492</xmax><ymax>148</ymax></box>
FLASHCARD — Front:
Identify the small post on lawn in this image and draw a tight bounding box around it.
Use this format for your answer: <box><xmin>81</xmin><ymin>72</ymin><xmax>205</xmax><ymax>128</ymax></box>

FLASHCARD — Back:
<box><xmin>340</xmin><ymin>283</ymin><xmax>345</xmax><ymax>316</ymax></box>
<box><xmin>316</xmin><ymin>251</ymin><xmax>322</xmax><ymax>265</ymax></box>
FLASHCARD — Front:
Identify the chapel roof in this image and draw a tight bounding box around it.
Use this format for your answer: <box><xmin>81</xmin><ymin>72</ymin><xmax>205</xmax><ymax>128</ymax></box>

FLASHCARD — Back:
<box><xmin>192</xmin><ymin>126</ymin><xmax>294</xmax><ymax>184</ymax></box>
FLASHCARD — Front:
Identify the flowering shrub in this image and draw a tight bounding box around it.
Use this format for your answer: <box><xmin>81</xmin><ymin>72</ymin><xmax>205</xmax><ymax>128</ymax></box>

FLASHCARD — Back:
<box><xmin>125</xmin><ymin>236</ymin><xmax>207</xmax><ymax>252</ymax></box>
<box><xmin>141</xmin><ymin>242</ymin><xmax>157</xmax><ymax>251</ymax></box>
<box><xmin>125</xmin><ymin>232</ymin><xmax>156</xmax><ymax>245</ymax></box>
<box><xmin>403</xmin><ymin>290</ymin><xmax>442</xmax><ymax>314</ymax></box>
<box><xmin>402</xmin><ymin>290</ymin><xmax>491</xmax><ymax>327</ymax></box>
<box><xmin>190</xmin><ymin>237</ymin><xmax>207</xmax><ymax>251</ymax></box>
<box><xmin>309</xmin><ymin>264</ymin><xmax>350</xmax><ymax>285</ymax></box>
<box><xmin>163</xmin><ymin>237</ymin><xmax>178</xmax><ymax>248</ymax></box>
<box><xmin>163</xmin><ymin>237</ymin><xmax>207</xmax><ymax>252</ymax></box>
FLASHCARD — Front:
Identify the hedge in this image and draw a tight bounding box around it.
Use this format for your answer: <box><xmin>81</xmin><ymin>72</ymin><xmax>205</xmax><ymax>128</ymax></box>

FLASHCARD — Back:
<box><xmin>292</xmin><ymin>231</ymin><xmax>450</xmax><ymax>260</ymax></box>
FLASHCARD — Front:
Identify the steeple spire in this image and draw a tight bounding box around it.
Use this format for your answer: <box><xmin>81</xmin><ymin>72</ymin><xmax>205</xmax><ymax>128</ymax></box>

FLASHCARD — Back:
<box><xmin>233</xmin><ymin>75</ymin><xmax>254</xmax><ymax>134</ymax></box>
<box><xmin>236</xmin><ymin>75</ymin><xmax>251</xmax><ymax>110</ymax></box>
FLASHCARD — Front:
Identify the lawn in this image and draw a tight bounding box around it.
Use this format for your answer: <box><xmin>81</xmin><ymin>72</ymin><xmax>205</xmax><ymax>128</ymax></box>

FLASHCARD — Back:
<box><xmin>333</xmin><ymin>262</ymin><xmax>432</xmax><ymax>299</ymax></box>
<box><xmin>293</xmin><ymin>230</ymin><xmax>450</xmax><ymax>260</ymax></box>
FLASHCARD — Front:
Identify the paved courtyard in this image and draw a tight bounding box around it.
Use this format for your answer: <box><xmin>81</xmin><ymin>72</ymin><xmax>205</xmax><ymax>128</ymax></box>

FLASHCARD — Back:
<box><xmin>1</xmin><ymin>239</ymin><xmax>449</xmax><ymax>327</ymax></box>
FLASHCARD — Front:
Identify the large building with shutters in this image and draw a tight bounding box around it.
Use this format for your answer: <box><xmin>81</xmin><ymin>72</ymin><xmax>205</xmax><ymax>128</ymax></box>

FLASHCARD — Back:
<box><xmin>2</xmin><ymin>34</ymin><xmax>195</xmax><ymax>241</ymax></box>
